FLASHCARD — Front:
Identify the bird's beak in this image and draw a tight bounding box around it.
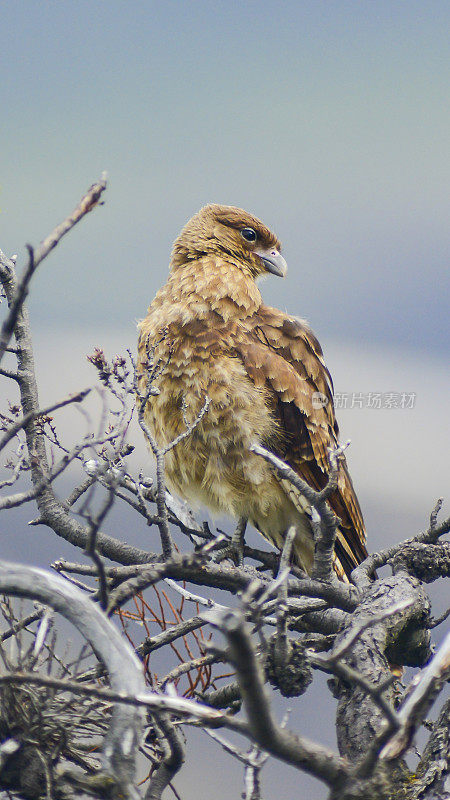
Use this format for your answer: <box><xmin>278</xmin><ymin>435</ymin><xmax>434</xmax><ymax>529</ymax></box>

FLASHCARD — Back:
<box><xmin>254</xmin><ymin>246</ymin><xmax>287</xmax><ymax>278</ymax></box>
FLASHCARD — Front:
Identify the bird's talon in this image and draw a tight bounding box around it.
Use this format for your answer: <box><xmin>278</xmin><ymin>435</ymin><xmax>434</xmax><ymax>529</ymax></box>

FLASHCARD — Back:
<box><xmin>212</xmin><ymin>540</ymin><xmax>243</xmax><ymax>566</ymax></box>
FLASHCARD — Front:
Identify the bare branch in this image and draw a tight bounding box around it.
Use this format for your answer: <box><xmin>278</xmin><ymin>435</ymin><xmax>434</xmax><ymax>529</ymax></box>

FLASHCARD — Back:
<box><xmin>413</xmin><ymin>697</ymin><xmax>450</xmax><ymax>799</ymax></box>
<box><xmin>204</xmin><ymin>729</ymin><xmax>268</xmax><ymax>800</ymax></box>
<box><xmin>82</xmin><ymin>484</ymin><xmax>115</xmax><ymax>610</ymax></box>
<box><xmin>139</xmin><ymin>615</ymin><xmax>206</xmax><ymax>658</ymax></box>
<box><xmin>160</xmin><ymin>652</ymin><xmax>224</xmax><ymax>690</ymax></box>
<box><xmin>274</xmin><ymin>527</ymin><xmax>297</xmax><ymax>669</ymax></box>
<box><xmin>250</xmin><ymin>443</ymin><xmax>343</xmax><ymax>583</ymax></box>
<box><xmin>0</xmin><ymin>177</ymin><xmax>106</xmax><ymax>363</ymax></box>
<box><xmin>0</xmin><ymin>670</ymin><xmax>249</xmax><ymax>734</ymax></box>
<box><xmin>163</xmin><ymin>394</ymin><xmax>210</xmax><ymax>454</ymax></box>
<box><xmin>311</xmin><ymin>599</ymin><xmax>413</xmax><ymax>667</ymax></box>
<box><xmin>203</xmin><ymin>605</ymin><xmax>348</xmax><ymax>789</ymax></box>
<box><xmin>145</xmin><ymin>714</ymin><xmax>185</xmax><ymax>800</ymax></box>
<box><xmin>0</xmin><ymin>389</ymin><xmax>91</xmax><ymax>454</ymax></box>
<box><xmin>380</xmin><ymin>631</ymin><xmax>450</xmax><ymax>761</ymax></box>
<box><xmin>353</xmin><ymin>501</ymin><xmax>450</xmax><ymax>586</ymax></box>
<box><xmin>0</xmin><ymin>561</ymin><xmax>145</xmax><ymax>795</ymax></box>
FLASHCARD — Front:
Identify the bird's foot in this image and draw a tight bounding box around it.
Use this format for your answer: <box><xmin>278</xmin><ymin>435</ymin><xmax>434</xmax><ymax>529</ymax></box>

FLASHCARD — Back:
<box><xmin>212</xmin><ymin>518</ymin><xmax>247</xmax><ymax>567</ymax></box>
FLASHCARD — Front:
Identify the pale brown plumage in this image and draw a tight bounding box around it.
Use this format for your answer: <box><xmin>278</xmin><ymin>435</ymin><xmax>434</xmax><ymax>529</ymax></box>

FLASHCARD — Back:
<box><xmin>138</xmin><ymin>204</ymin><xmax>367</xmax><ymax>577</ymax></box>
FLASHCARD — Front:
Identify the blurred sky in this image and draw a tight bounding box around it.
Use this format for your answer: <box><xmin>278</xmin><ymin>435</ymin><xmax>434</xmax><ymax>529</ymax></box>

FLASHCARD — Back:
<box><xmin>1</xmin><ymin>0</ymin><xmax>449</xmax><ymax>349</ymax></box>
<box><xmin>1</xmin><ymin>3</ymin><xmax>449</xmax><ymax>798</ymax></box>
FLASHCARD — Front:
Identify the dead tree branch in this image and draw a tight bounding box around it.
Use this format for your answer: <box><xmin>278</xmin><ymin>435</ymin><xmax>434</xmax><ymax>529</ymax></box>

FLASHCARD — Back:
<box><xmin>0</xmin><ymin>561</ymin><xmax>145</xmax><ymax>797</ymax></box>
<box><xmin>0</xmin><ymin>176</ymin><xmax>106</xmax><ymax>364</ymax></box>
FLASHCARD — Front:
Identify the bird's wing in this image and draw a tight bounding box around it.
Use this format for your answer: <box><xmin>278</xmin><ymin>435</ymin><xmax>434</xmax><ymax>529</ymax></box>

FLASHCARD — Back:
<box><xmin>236</xmin><ymin>306</ymin><xmax>367</xmax><ymax>574</ymax></box>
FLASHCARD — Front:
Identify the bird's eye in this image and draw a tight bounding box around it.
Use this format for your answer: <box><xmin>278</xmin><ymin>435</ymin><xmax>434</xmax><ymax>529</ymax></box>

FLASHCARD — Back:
<box><xmin>240</xmin><ymin>227</ymin><xmax>257</xmax><ymax>243</ymax></box>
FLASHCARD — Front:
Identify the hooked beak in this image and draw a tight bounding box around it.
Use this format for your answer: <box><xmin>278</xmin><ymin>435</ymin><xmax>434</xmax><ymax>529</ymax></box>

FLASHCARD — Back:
<box><xmin>254</xmin><ymin>246</ymin><xmax>287</xmax><ymax>278</ymax></box>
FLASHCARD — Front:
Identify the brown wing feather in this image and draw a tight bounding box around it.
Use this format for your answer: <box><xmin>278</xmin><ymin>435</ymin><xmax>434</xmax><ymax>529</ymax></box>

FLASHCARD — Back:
<box><xmin>237</xmin><ymin>305</ymin><xmax>367</xmax><ymax>575</ymax></box>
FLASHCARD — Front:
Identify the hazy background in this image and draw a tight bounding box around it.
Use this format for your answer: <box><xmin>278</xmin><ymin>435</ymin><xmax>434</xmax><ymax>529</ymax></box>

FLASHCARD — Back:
<box><xmin>1</xmin><ymin>2</ymin><xmax>449</xmax><ymax>798</ymax></box>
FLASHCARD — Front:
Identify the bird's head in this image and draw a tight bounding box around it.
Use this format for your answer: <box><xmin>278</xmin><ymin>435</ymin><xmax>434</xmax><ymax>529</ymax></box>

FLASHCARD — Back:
<box><xmin>171</xmin><ymin>204</ymin><xmax>287</xmax><ymax>279</ymax></box>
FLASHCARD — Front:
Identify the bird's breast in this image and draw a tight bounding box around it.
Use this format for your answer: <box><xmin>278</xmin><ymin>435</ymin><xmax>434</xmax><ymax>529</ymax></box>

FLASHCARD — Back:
<box><xmin>138</xmin><ymin>316</ymin><xmax>283</xmax><ymax>515</ymax></box>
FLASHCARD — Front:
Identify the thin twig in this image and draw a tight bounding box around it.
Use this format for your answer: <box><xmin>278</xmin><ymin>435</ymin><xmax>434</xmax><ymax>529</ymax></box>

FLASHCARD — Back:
<box><xmin>250</xmin><ymin>443</ymin><xmax>342</xmax><ymax>583</ymax></box>
<box><xmin>0</xmin><ymin>389</ymin><xmax>91</xmax><ymax>454</ymax></box>
<box><xmin>380</xmin><ymin>631</ymin><xmax>450</xmax><ymax>760</ymax></box>
<box><xmin>0</xmin><ymin>177</ymin><xmax>106</xmax><ymax>363</ymax></box>
<box><xmin>275</xmin><ymin>527</ymin><xmax>297</xmax><ymax>668</ymax></box>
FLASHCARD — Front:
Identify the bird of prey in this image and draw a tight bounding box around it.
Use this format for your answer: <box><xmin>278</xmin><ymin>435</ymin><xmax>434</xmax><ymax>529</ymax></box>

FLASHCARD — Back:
<box><xmin>138</xmin><ymin>205</ymin><xmax>367</xmax><ymax>578</ymax></box>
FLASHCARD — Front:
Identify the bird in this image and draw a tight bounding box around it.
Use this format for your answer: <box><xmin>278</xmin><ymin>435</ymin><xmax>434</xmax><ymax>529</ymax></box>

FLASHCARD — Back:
<box><xmin>137</xmin><ymin>204</ymin><xmax>367</xmax><ymax>578</ymax></box>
